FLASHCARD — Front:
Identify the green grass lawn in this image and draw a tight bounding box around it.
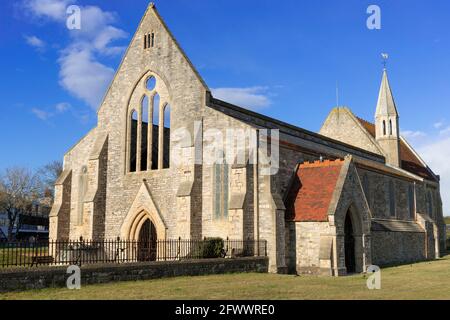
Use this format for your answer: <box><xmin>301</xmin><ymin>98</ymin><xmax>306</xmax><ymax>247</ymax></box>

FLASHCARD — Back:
<box><xmin>1</xmin><ymin>254</ymin><xmax>450</xmax><ymax>300</ymax></box>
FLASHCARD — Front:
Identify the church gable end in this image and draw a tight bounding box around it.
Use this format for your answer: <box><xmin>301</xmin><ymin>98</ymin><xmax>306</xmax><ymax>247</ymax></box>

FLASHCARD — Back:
<box><xmin>97</xmin><ymin>3</ymin><xmax>208</xmax><ymax>146</ymax></box>
<box><xmin>320</xmin><ymin>107</ymin><xmax>384</xmax><ymax>156</ymax></box>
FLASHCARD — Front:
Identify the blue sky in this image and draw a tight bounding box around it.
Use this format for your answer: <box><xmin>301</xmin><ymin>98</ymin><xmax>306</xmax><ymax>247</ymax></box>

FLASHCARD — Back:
<box><xmin>0</xmin><ymin>0</ymin><xmax>450</xmax><ymax>213</ymax></box>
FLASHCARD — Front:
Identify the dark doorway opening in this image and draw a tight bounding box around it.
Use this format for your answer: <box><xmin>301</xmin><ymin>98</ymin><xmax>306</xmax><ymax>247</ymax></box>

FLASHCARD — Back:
<box><xmin>138</xmin><ymin>219</ymin><xmax>157</xmax><ymax>262</ymax></box>
<box><xmin>344</xmin><ymin>212</ymin><xmax>356</xmax><ymax>273</ymax></box>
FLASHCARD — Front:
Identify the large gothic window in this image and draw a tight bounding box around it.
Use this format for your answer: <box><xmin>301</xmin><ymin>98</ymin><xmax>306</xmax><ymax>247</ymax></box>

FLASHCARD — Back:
<box><xmin>126</xmin><ymin>74</ymin><xmax>172</xmax><ymax>173</ymax></box>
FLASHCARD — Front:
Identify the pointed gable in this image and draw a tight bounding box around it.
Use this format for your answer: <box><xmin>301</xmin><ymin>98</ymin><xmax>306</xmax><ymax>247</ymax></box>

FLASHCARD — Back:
<box><xmin>97</xmin><ymin>3</ymin><xmax>208</xmax><ymax>118</ymax></box>
<box><xmin>320</xmin><ymin>107</ymin><xmax>385</xmax><ymax>155</ymax></box>
<box><xmin>286</xmin><ymin>159</ymin><xmax>345</xmax><ymax>222</ymax></box>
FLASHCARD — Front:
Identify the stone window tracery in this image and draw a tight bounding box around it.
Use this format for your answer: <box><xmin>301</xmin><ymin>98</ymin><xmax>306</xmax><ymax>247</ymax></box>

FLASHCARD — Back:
<box><xmin>127</xmin><ymin>74</ymin><xmax>171</xmax><ymax>173</ymax></box>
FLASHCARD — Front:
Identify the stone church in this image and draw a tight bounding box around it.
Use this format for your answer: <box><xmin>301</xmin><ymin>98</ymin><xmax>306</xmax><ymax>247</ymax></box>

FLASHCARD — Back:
<box><xmin>49</xmin><ymin>3</ymin><xmax>446</xmax><ymax>276</ymax></box>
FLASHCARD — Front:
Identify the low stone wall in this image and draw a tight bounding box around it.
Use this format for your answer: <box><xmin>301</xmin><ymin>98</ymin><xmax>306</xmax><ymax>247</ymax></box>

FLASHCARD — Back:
<box><xmin>0</xmin><ymin>257</ymin><xmax>268</xmax><ymax>293</ymax></box>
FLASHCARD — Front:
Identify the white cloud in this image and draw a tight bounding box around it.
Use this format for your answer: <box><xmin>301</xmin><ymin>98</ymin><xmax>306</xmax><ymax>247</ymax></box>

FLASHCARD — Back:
<box><xmin>23</xmin><ymin>0</ymin><xmax>72</xmax><ymax>21</ymax></box>
<box><xmin>31</xmin><ymin>102</ymin><xmax>71</xmax><ymax>121</ymax></box>
<box><xmin>31</xmin><ymin>108</ymin><xmax>52</xmax><ymax>120</ymax></box>
<box><xmin>91</xmin><ymin>26</ymin><xmax>127</xmax><ymax>56</ymax></box>
<box><xmin>211</xmin><ymin>87</ymin><xmax>272</xmax><ymax>110</ymax></box>
<box><xmin>22</xmin><ymin>1</ymin><xmax>128</xmax><ymax>110</ymax></box>
<box><xmin>402</xmin><ymin>130</ymin><xmax>427</xmax><ymax>139</ymax></box>
<box><xmin>419</xmin><ymin>137</ymin><xmax>450</xmax><ymax>215</ymax></box>
<box><xmin>58</xmin><ymin>48</ymin><xmax>114</xmax><ymax>109</ymax></box>
<box><xmin>24</xmin><ymin>35</ymin><xmax>46</xmax><ymax>50</ymax></box>
<box><xmin>55</xmin><ymin>102</ymin><xmax>71</xmax><ymax>112</ymax></box>
<box><xmin>434</xmin><ymin>121</ymin><xmax>444</xmax><ymax>129</ymax></box>
<box><xmin>439</xmin><ymin>126</ymin><xmax>450</xmax><ymax>136</ymax></box>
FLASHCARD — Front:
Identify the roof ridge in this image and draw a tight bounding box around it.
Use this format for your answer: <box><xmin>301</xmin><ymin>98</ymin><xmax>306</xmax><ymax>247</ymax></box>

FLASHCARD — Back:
<box><xmin>299</xmin><ymin>158</ymin><xmax>344</xmax><ymax>169</ymax></box>
<box><xmin>355</xmin><ymin>116</ymin><xmax>374</xmax><ymax>126</ymax></box>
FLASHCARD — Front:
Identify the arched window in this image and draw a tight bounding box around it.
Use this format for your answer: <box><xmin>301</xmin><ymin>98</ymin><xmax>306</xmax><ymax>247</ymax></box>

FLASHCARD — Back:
<box><xmin>151</xmin><ymin>93</ymin><xmax>160</xmax><ymax>170</ymax></box>
<box><xmin>213</xmin><ymin>151</ymin><xmax>229</xmax><ymax>220</ymax></box>
<box><xmin>383</xmin><ymin>120</ymin><xmax>386</xmax><ymax>136</ymax></box>
<box><xmin>163</xmin><ymin>104</ymin><xmax>171</xmax><ymax>169</ymax></box>
<box><xmin>77</xmin><ymin>166</ymin><xmax>88</xmax><ymax>225</ymax></box>
<box><xmin>389</xmin><ymin>180</ymin><xmax>396</xmax><ymax>217</ymax></box>
<box><xmin>141</xmin><ymin>95</ymin><xmax>149</xmax><ymax>171</ymax></box>
<box><xmin>126</xmin><ymin>74</ymin><xmax>171</xmax><ymax>173</ymax></box>
<box><xmin>129</xmin><ymin>110</ymin><xmax>138</xmax><ymax>172</ymax></box>
<box><xmin>389</xmin><ymin>119</ymin><xmax>393</xmax><ymax>135</ymax></box>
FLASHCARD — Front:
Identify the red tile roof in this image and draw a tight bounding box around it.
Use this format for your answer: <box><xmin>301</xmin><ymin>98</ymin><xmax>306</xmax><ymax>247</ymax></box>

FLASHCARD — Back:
<box><xmin>285</xmin><ymin>159</ymin><xmax>344</xmax><ymax>222</ymax></box>
<box><xmin>356</xmin><ymin>117</ymin><xmax>437</xmax><ymax>181</ymax></box>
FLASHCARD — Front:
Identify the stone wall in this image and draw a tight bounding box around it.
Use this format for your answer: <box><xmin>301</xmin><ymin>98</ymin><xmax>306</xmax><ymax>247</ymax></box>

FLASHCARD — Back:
<box><xmin>371</xmin><ymin>231</ymin><xmax>426</xmax><ymax>266</ymax></box>
<box><xmin>286</xmin><ymin>221</ymin><xmax>332</xmax><ymax>275</ymax></box>
<box><xmin>319</xmin><ymin>107</ymin><xmax>384</xmax><ymax>155</ymax></box>
<box><xmin>356</xmin><ymin>167</ymin><xmax>416</xmax><ymax>221</ymax></box>
<box><xmin>0</xmin><ymin>257</ymin><xmax>268</xmax><ymax>293</ymax></box>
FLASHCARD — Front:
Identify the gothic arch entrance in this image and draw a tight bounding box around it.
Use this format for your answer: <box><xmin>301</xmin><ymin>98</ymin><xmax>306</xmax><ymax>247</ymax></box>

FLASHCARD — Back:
<box><xmin>344</xmin><ymin>211</ymin><xmax>356</xmax><ymax>273</ymax></box>
<box><xmin>137</xmin><ymin>218</ymin><xmax>157</xmax><ymax>262</ymax></box>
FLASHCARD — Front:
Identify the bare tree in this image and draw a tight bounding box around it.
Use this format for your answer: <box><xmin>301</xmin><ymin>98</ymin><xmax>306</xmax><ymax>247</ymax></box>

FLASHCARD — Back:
<box><xmin>37</xmin><ymin>160</ymin><xmax>63</xmax><ymax>201</ymax></box>
<box><xmin>0</xmin><ymin>167</ymin><xmax>40</xmax><ymax>241</ymax></box>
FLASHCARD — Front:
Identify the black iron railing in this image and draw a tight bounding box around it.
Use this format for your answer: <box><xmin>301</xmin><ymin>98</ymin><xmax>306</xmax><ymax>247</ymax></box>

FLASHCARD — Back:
<box><xmin>0</xmin><ymin>238</ymin><xmax>267</xmax><ymax>268</ymax></box>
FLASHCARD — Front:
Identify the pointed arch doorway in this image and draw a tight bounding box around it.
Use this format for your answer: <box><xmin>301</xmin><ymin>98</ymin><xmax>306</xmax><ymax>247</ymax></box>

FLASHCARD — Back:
<box><xmin>137</xmin><ymin>218</ymin><xmax>157</xmax><ymax>262</ymax></box>
<box><xmin>344</xmin><ymin>212</ymin><xmax>356</xmax><ymax>273</ymax></box>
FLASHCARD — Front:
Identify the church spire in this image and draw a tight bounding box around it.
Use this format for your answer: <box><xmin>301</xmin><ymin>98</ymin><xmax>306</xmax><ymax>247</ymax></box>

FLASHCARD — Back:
<box><xmin>375</xmin><ymin>67</ymin><xmax>401</xmax><ymax>167</ymax></box>
<box><xmin>375</xmin><ymin>69</ymin><xmax>398</xmax><ymax>118</ymax></box>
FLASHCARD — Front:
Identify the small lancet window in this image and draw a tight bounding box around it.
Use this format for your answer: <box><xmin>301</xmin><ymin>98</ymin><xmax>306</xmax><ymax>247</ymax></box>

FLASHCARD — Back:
<box><xmin>77</xmin><ymin>166</ymin><xmax>88</xmax><ymax>225</ymax></box>
<box><xmin>383</xmin><ymin>120</ymin><xmax>387</xmax><ymax>136</ymax></box>
<box><xmin>129</xmin><ymin>110</ymin><xmax>138</xmax><ymax>172</ymax></box>
<box><xmin>144</xmin><ymin>33</ymin><xmax>155</xmax><ymax>49</ymax></box>
<box><xmin>151</xmin><ymin>93</ymin><xmax>160</xmax><ymax>170</ymax></box>
<box><xmin>163</xmin><ymin>104</ymin><xmax>171</xmax><ymax>169</ymax></box>
<box><xmin>389</xmin><ymin>120</ymin><xmax>393</xmax><ymax>135</ymax></box>
<box><xmin>150</xmin><ymin>33</ymin><xmax>155</xmax><ymax>47</ymax></box>
<box><xmin>408</xmin><ymin>185</ymin><xmax>415</xmax><ymax>220</ymax></box>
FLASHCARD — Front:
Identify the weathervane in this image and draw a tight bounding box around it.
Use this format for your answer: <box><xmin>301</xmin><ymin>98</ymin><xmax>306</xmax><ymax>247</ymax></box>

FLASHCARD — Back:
<box><xmin>381</xmin><ymin>53</ymin><xmax>389</xmax><ymax>69</ymax></box>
